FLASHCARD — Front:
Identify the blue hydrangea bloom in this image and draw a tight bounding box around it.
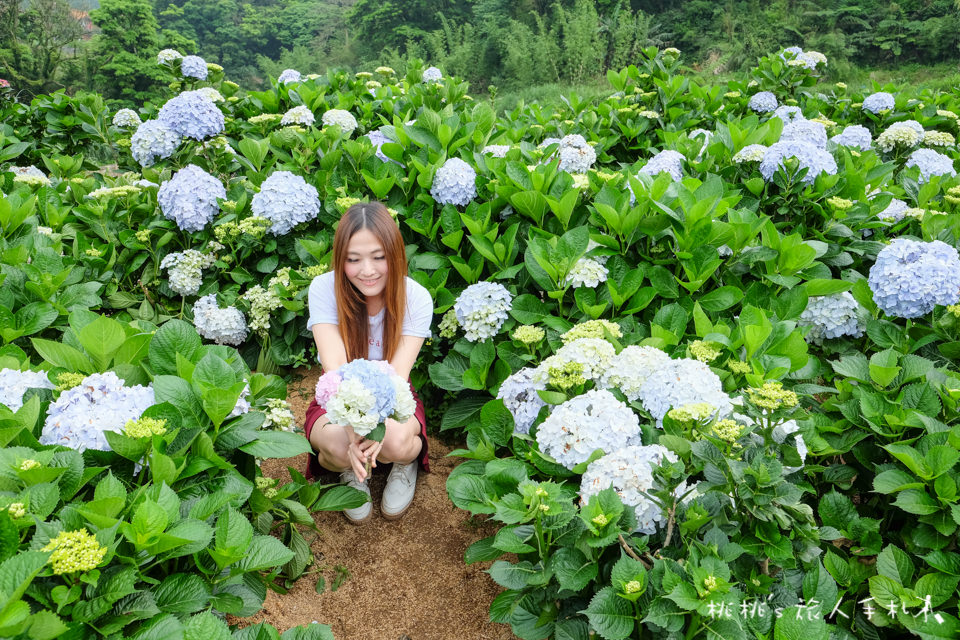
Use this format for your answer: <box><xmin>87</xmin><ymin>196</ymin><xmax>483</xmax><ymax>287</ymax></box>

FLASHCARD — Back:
<box><xmin>878</xmin><ymin>198</ymin><xmax>909</xmax><ymax>221</ymax></box>
<box><xmin>780</xmin><ymin>120</ymin><xmax>828</xmax><ymax>148</ymax></box>
<box><xmin>130</xmin><ymin>120</ymin><xmax>181</xmax><ymax>167</ymax></box>
<box><xmin>158</xmin><ymin>164</ymin><xmax>226</xmax><ymax>232</ymax></box>
<box><xmin>339</xmin><ymin>359</ymin><xmax>396</xmax><ymax>422</ymax></box>
<box><xmin>430</xmin><ymin>157</ymin><xmax>477</xmax><ymax>206</ymax></box>
<box><xmin>772</xmin><ymin>105</ymin><xmax>804</xmax><ymax>124</ymax></box>
<box><xmin>158</xmin><ymin>91</ymin><xmax>225</xmax><ymax>140</ymax></box>
<box><xmin>868</xmin><ymin>239</ymin><xmax>960</xmax><ymax>318</ymax></box>
<box><xmin>278</xmin><ymin>68</ymin><xmax>302</xmax><ymax>84</ymax></box>
<box><xmin>905</xmin><ymin>148</ymin><xmax>956</xmax><ymax>184</ymax></box>
<box><xmin>251</xmin><ymin>171</ymin><xmax>321</xmax><ymax>235</ymax></box>
<box><xmin>831</xmin><ymin>125</ymin><xmax>872</xmax><ymax>150</ymax></box>
<box><xmin>799</xmin><ymin>292</ymin><xmax>864</xmax><ymax>344</ymax></box>
<box><xmin>366</xmin><ymin>129</ymin><xmax>402</xmax><ymax>165</ymax></box>
<box><xmin>862</xmin><ymin>92</ymin><xmax>895</xmax><ymax>114</ymax></box>
<box><xmin>422</xmin><ymin>66</ymin><xmax>442</xmax><ymax>82</ymax></box>
<box><xmin>748</xmin><ymin>91</ymin><xmax>778</xmax><ymax>113</ymax></box>
<box><xmin>638</xmin><ymin>149</ymin><xmax>684</xmax><ymax>182</ymax></box>
<box><xmin>780</xmin><ymin>46</ymin><xmax>804</xmax><ymax>60</ymax></box>
<box><xmin>180</xmin><ymin>55</ymin><xmax>208</xmax><ymax>80</ymax></box>
<box><xmin>759</xmin><ymin>140</ymin><xmax>837</xmax><ymax>184</ymax></box>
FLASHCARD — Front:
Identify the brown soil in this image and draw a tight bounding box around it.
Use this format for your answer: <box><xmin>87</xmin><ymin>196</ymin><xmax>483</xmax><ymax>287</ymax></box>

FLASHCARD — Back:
<box><xmin>236</xmin><ymin>368</ymin><xmax>516</xmax><ymax>640</ymax></box>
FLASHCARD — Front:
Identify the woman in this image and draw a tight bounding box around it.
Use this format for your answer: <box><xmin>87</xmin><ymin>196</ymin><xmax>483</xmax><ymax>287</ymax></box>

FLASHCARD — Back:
<box><xmin>303</xmin><ymin>202</ymin><xmax>433</xmax><ymax>523</ymax></box>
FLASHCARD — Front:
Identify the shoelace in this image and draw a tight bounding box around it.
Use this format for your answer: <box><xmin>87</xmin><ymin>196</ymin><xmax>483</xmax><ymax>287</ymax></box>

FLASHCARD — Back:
<box><xmin>387</xmin><ymin>464</ymin><xmax>415</xmax><ymax>487</ymax></box>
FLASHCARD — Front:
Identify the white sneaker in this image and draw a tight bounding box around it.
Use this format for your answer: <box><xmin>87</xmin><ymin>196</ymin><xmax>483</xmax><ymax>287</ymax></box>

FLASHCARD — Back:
<box><xmin>382</xmin><ymin>461</ymin><xmax>418</xmax><ymax>520</ymax></box>
<box><xmin>340</xmin><ymin>470</ymin><xmax>372</xmax><ymax>524</ymax></box>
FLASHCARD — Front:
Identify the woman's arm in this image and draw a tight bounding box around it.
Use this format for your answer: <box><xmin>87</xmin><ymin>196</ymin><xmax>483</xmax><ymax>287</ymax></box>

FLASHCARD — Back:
<box><xmin>312</xmin><ymin>324</ymin><xmax>348</xmax><ymax>373</ymax></box>
<box><xmin>389</xmin><ymin>335</ymin><xmax>425</xmax><ymax>380</ymax></box>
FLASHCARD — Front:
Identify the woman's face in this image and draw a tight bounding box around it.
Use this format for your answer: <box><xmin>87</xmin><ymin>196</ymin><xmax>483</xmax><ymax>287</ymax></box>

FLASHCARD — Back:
<box><xmin>344</xmin><ymin>228</ymin><xmax>388</xmax><ymax>300</ymax></box>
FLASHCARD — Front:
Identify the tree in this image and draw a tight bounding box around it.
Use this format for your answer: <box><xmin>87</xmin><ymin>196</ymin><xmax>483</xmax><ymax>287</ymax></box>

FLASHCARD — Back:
<box><xmin>0</xmin><ymin>0</ymin><xmax>83</xmax><ymax>95</ymax></box>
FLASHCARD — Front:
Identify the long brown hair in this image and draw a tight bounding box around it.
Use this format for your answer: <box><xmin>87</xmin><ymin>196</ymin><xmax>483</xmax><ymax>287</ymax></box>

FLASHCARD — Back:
<box><xmin>332</xmin><ymin>202</ymin><xmax>407</xmax><ymax>362</ymax></box>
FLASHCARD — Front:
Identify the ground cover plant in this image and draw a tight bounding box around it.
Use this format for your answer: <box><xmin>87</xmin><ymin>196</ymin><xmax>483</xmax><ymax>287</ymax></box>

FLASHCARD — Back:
<box><xmin>2</xmin><ymin>43</ymin><xmax>960</xmax><ymax>639</ymax></box>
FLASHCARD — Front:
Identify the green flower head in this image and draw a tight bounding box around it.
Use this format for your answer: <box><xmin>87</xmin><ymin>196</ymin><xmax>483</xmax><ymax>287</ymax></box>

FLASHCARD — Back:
<box><xmin>42</xmin><ymin>529</ymin><xmax>107</xmax><ymax>575</ymax></box>
<box><xmin>746</xmin><ymin>381</ymin><xmax>798</xmax><ymax>411</ymax></box>
<box><xmin>438</xmin><ymin>309</ymin><xmax>459</xmax><ymax>339</ymax></box>
<box><xmin>689</xmin><ymin>340</ymin><xmax>721</xmax><ymax>363</ymax></box>
<box><xmin>123</xmin><ymin>417</ymin><xmax>168</xmax><ymax>439</ymax></box>
<box><xmin>547</xmin><ymin>361</ymin><xmax>586</xmax><ymax>391</ymax></box>
<box><xmin>560</xmin><ymin>319</ymin><xmax>621</xmax><ymax>344</ymax></box>
<box><xmin>512</xmin><ymin>325</ymin><xmax>545</xmax><ymax>345</ymax></box>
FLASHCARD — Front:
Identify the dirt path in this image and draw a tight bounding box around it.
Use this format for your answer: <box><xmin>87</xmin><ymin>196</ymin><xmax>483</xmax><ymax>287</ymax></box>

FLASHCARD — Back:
<box><xmin>239</xmin><ymin>368</ymin><xmax>516</xmax><ymax>640</ymax></box>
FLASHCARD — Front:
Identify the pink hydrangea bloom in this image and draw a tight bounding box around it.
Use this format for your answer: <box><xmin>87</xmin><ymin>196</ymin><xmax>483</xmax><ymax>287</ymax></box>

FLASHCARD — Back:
<box><xmin>314</xmin><ymin>371</ymin><xmax>342</xmax><ymax>406</ymax></box>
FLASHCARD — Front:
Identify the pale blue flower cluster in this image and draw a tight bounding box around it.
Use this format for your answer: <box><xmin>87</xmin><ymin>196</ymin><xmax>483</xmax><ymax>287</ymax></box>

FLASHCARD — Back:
<box><xmin>877</xmin><ymin>198</ymin><xmax>908</xmax><ymax>221</ymax></box>
<box><xmin>278</xmin><ymin>68</ymin><xmax>302</xmax><ymax>84</ymax></box>
<box><xmin>779</xmin><ymin>47</ymin><xmax>826</xmax><ymax>70</ymax></box>
<box><xmin>453</xmin><ymin>281</ymin><xmax>512</xmax><ymax>341</ymax></box>
<box><xmin>422</xmin><ymin>67</ymin><xmax>442</xmax><ymax>82</ymax></box>
<box><xmin>759</xmin><ymin>140</ymin><xmax>837</xmax><ymax>184</ymax></box>
<box><xmin>158</xmin><ymin>164</ymin><xmax>225</xmax><ymax>232</ymax></box>
<box><xmin>580</xmin><ymin>444</ymin><xmax>679</xmax><ymax>534</ymax></box>
<box><xmin>598</xmin><ymin>345</ymin><xmax>672</xmax><ymax>402</ymax></box>
<box><xmin>772</xmin><ymin>105</ymin><xmax>804</xmax><ymax>124</ymax></box>
<box><xmin>366</xmin><ymin>129</ymin><xmax>402</xmax><ymax>165</ymax></box>
<box><xmin>192</xmin><ymin>294</ymin><xmax>249</xmax><ymax>345</ymax></box>
<box><xmin>636</xmin><ymin>358</ymin><xmax>733</xmax><ymax>426</ymax></box>
<box><xmin>748</xmin><ymin>91</ymin><xmax>778</xmax><ymax>113</ymax></box>
<box><xmin>557</xmin><ymin>135</ymin><xmax>597</xmax><ymax>173</ymax></box>
<box><xmin>130</xmin><ymin>120</ymin><xmax>181</xmax><ymax>167</ymax></box>
<box><xmin>39</xmin><ymin>372</ymin><xmax>155</xmax><ymax>452</ymax></box>
<box><xmin>482</xmin><ymin>144</ymin><xmax>510</xmax><ymax>158</ymax></box>
<box><xmin>536</xmin><ymin>389</ymin><xmax>642</xmax><ymax>469</ymax></box>
<box><xmin>0</xmin><ymin>368</ymin><xmax>54</xmax><ymax>412</ymax></box>
<box><xmin>497</xmin><ymin>368</ymin><xmax>546</xmax><ymax>435</ymax></box>
<box><xmin>862</xmin><ymin>92</ymin><xmax>895</xmax><ymax>114</ymax></box>
<box><xmin>160</xmin><ymin>249</ymin><xmax>216</xmax><ymax>296</ymax></box>
<box><xmin>638</xmin><ymin>150</ymin><xmax>684</xmax><ymax>182</ymax></box>
<box><xmin>780</xmin><ymin>120</ymin><xmax>828</xmax><ymax>148</ymax></box>
<box><xmin>799</xmin><ymin>292</ymin><xmax>864</xmax><ymax>344</ymax></box>
<box><xmin>251</xmin><ymin>171</ymin><xmax>321</xmax><ymax>235</ymax></box>
<box><xmin>831</xmin><ymin>125</ymin><xmax>872</xmax><ymax>150</ymax></box>
<box><xmin>112</xmin><ymin>109</ymin><xmax>141</xmax><ymax>128</ymax></box>
<box><xmin>905</xmin><ymin>148</ymin><xmax>956</xmax><ymax>183</ymax></box>
<box><xmin>430</xmin><ymin>157</ymin><xmax>477</xmax><ymax>206</ymax></box>
<box><xmin>180</xmin><ymin>55</ymin><xmax>208</xmax><ymax>80</ymax></box>
<box><xmin>158</xmin><ymin>91</ymin><xmax>225</xmax><ymax>140</ymax></box>
<box><xmin>868</xmin><ymin>238</ymin><xmax>960</xmax><ymax>318</ymax></box>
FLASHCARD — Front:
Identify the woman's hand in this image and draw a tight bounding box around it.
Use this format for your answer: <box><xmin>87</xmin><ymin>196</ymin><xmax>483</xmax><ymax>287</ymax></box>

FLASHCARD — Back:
<box><xmin>345</xmin><ymin>427</ymin><xmax>369</xmax><ymax>481</ymax></box>
<box><xmin>357</xmin><ymin>438</ymin><xmax>384</xmax><ymax>472</ymax></box>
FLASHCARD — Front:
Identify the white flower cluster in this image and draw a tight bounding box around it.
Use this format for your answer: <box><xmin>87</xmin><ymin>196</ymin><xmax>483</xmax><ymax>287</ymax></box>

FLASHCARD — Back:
<box><xmin>636</xmin><ymin>358</ymin><xmax>733</xmax><ymax>426</ymax></box>
<box><xmin>748</xmin><ymin>91</ymin><xmax>778</xmax><ymax>113</ymax></box>
<box><xmin>278</xmin><ymin>68</ymin><xmax>302</xmax><ymax>84</ymax></box>
<box><xmin>482</xmin><ymin>144</ymin><xmax>510</xmax><ymax>158</ymax></box>
<box><xmin>321</xmin><ymin>109</ymin><xmax>358</xmax><ymax>136</ymax></box>
<box><xmin>564</xmin><ymin>257</ymin><xmax>608</xmax><ymax>288</ymax></box>
<box><xmin>192</xmin><ymin>294</ymin><xmax>249</xmax><ymax>345</ymax></box>
<box><xmin>557</xmin><ymin>135</ymin><xmax>597</xmax><ymax>173</ymax></box>
<box><xmin>242</xmin><ymin>284</ymin><xmax>283</xmax><ymax>336</ymax></box>
<box><xmin>251</xmin><ymin>171</ymin><xmax>321</xmax><ymax>235</ymax></box>
<box><xmin>39</xmin><ymin>372</ymin><xmax>155</xmax><ymax>452</ymax></box>
<box><xmin>876</xmin><ymin>122</ymin><xmax>923</xmax><ymax>153</ymax></box>
<box><xmin>638</xmin><ymin>149</ymin><xmax>684</xmax><ymax>182</ymax></box>
<box><xmin>157</xmin><ymin>164</ymin><xmax>226</xmax><ymax>232</ymax></box>
<box><xmin>422</xmin><ymin>66</ymin><xmax>442</xmax><ymax>82</ymax></box>
<box><xmin>160</xmin><ymin>249</ymin><xmax>216</xmax><ymax>296</ymax></box>
<box><xmin>536</xmin><ymin>338</ymin><xmax>616</xmax><ymax>384</ymax></box>
<box><xmin>281</xmin><ymin>105</ymin><xmax>315</xmax><ymax>126</ymax></box>
<box><xmin>112</xmin><ymin>109</ymin><xmax>141</xmax><ymax>128</ymax></box>
<box><xmin>0</xmin><ymin>369</ymin><xmax>54</xmax><ymax>412</ymax></box>
<box><xmin>905</xmin><ymin>148</ymin><xmax>956</xmax><ymax>184</ymax></box>
<box><xmin>799</xmin><ymin>292</ymin><xmax>864</xmax><ymax>344</ymax></box>
<box><xmin>862</xmin><ymin>92</ymin><xmax>895</xmax><ymax>114</ymax></box>
<box><xmin>157</xmin><ymin>49</ymin><xmax>182</xmax><ymax>64</ymax></box>
<box><xmin>9</xmin><ymin>165</ymin><xmax>51</xmax><ymax>187</ymax></box>
<box><xmin>580</xmin><ymin>444</ymin><xmax>678</xmax><ymax>535</ymax></box>
<box><xmin>536</xmin><ymin>389</ymin><xmax>642</xmax><ymax>469</ymax></box>
<box><xmin>158</xmin><ymin>91</ymin><xmax>225</xmax><ymax>140</ymax></box>
<box><xmin>923</xmin><ymin>130</ymin><xmax>955</xmax><ymax>148</ymax></box>
<box><xmin>262</xmin><ymin>398</ymin><xmax>296</xmax><ymax>431</ymax></box>
<box><xmin>497</xmin><ymin>368</ymin><xmax>546</xmax><ymax>435</ymax></box>
<box><xmin>453</xmin><ymin>281</ymin><xmax>513</xmax><ymax>341</ymax></box>
<box><xmin>228</xmin><ymin>385</ymin><xmax>251</xmax><ymax>419</ymax></box>
<box><xmin>131</xmin><ymin>120</ymin><xmax>181</xmax><ymax>167</ymax></box>
<box><xmin>732</xmin><ymin>144</ymin><xmax>768</xmax><ymax>163</ymax></box>
<box><xmin>195</xmin><ymin>87</ymin><xmax>224</xmax><ymax>103</ymax></box>
<box><xmin>831</xmin><ymin>125</ymin><xmax>872</xmax><ymax>150</ymax></box>
<box><xmin>366</xmin><ymin>129</ymin><xmax>402</xmax><ymax>165</ymax></box>
<box><xmin>430</xmin><ymin>157</ymin><xmax>477</xmax><ymax>206</ymax></box>
<box><xmin>180</xmin><ymin>55</ymin><xmax>208</xmax><ymax>80</ymax></box>
<box><xmin>598</xmin><ymin>345</ymin><xmax>672</xmax><ymax>402</ymax></box>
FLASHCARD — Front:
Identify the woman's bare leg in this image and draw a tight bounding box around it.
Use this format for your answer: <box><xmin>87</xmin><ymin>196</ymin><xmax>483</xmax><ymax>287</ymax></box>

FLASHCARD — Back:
<box><xmin>308</xmin><ymin>415</ymin><xmax>351</xmax><ymax>472</ymax></box>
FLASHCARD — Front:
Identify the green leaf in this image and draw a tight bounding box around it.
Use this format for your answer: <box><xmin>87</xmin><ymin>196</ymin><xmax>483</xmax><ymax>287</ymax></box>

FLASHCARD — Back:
<box><xmin>183</xmin><ymin>611</ymin><xmax>231</xmax><ymax>640</ymax></box>
<box><xmin>155</xmin><ymin>573</ymin><xmax>211</xmax><ymax>614</ymax></box>
<box><xmin>0</xmin><ymin>551</ymin><xmax>49</xmax><ymax>609</ymax></box>
<box><xmin>29</xmin><ymin>339</ymin><xmax>93</xmax><ymax>373</ymax></box>
<box><xmin>237</xmin><ymin>535</ymin><xmax>295</xmax><ymax>572</ymax></box>
<box><xmin>312</xmin><ymin>485</ymin><xmax>369</xmax><ymax>512</ymax></box>
<box><xmin>698</xmin><ymin>286</ymin><xmax>743</xmax><ymax>312</ymax></box>
<box><xmin>78</xmin><ymin>315</ymin><xmax>127</xmax><ymax>370</ymax></box>
<box><xmin>487</xmin><ymin>560</ymin><xmax>541</xmax><ymax>589</ymax></box>
<box><xmin>150</xmin><ymin>319</ymin><xmax>202</xmax><ymax>375</ymax></box>
<box><xmin>479</xmin><ymin>399</ymin><xmax>513</xmax><ymax>446</ymax></box>
<box><xmin>550</xmin><ymin>547</ymin><xmax>598</xmax><ymax>592</ymax></box>
<box><xmin>773</xmin><ymin>606</ymin><xmax>828</xmax><ymax>640</ymax></box>
<box><xmin>238</xmin><ymin>430</ymin><xmax>312</xmax><ymax>458</ymax></box>
<box><xmin>877</xmin><ymin>545</ymin><xmax>914</xmax><ymax>585</ymax></box>
<box><xmin>894</xmin><ymin>489</ymin><xmax>940</xmax><ymax>515</ymax></box>
<box><xmin>25</xmin><ymin>609</ymin><xmax>68</xmax><ymax>640</ymax></box>
<box><xmin>913</xmin><ymin>572</ymin><xmax>960</xmax><ymax>607</ymax></box>
<box><xmin>582</xmin><ymin>587</ymin><xmax>634</xmax><ymax>640</ymax></box>
<box><xmin>130</xmin><ymin>613</ymin><xmax>184</xmax><ymax>640</ymax></box>
<box><xmin>464</xmin><ymin>536</ymin><xmax>501</xmax><ymax>564</ymax></box>
<box><xmin>279</xmin><ymin>623</ymin><xmax>336</xmax><ymax>640</ymax></box>
<box><xmin>818</xmin><ymin>491</ymin><xmax>856</xmax><ymax>530</ymax></box>
<box><xmin>873</xmin><ymin>469</ymin><xmax>923</xmax><ymax>494</ymax></box>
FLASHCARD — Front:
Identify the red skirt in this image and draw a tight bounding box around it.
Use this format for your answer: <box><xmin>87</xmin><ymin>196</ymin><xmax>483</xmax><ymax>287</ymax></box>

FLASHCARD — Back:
<box><xmin>303</xmin><ymin>382</ymin><xmax>429</xmax><ymax>480</ymax></box>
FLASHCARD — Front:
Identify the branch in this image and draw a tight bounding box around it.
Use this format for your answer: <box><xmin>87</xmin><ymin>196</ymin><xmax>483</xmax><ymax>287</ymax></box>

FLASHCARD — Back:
<box><xmin>618</xmin><ymin>533</ymin><xmax>652</xmax><ymax>569</ymax></box>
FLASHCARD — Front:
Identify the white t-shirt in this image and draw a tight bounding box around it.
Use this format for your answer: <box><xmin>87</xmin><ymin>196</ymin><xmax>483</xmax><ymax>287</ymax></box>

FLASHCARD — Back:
<box><xmin>306</xmin><ymin>271</ymin><xmax>433</xmax><ymax>360</ymax></box>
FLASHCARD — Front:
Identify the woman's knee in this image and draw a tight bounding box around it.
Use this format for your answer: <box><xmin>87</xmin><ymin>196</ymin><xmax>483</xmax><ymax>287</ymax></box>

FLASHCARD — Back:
<box><xmin>308</xmin><ymin>417</ymin><xmax>350</xmax><ymax>467</ymax></box>
<box><xmin>380</xmin><ymin>418</ymin><xmax>422</xmax><ymax>461</ymax></box>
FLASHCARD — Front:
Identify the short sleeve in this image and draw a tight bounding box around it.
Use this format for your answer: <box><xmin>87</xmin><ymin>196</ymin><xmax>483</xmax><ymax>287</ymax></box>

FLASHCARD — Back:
<box><xmin>402</xmin><ymin>278</ymin><xmax>433</xmax><ymax>338</ymax></box>
<box><xmin>306</xmin><ymin>272</ymin><xmax>339</xmax><ymax>330</ymax></box>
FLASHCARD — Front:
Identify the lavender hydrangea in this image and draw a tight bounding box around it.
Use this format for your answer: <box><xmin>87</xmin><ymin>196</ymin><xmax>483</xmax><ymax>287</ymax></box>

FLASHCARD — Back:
<box><xmin>39</xmin><ymin>372</ymin><xmax>155</xmax><ymax>452</ymax></box>
<box><xmin>0</xmin><ymin>369</ymin><xmax>54</xmax><ymax>412</ymax></box>
<box><xmin>112</xmin><ymin>109</ymin><xmax>141</xmax><ymax>128</ymax></box>
<box><xmin>557</xmin><ymin>135</ymin><xmax>597</xmax><ymax>173</ymax></box>
<box><xmin>638</xmin><ymin>149</ymin><xmax>684</xmax><ymax>182</ymax></box>
<box><xmin>799</xmin><ymin>292</ymin><xmax>864</xmax><ymax>344</ymax></box>
<box><xmin>192</xmin><ymin>294</ymin><xmax>249</xmax><ymax>345</ymax></box>
<box><xmin>772</xmin><ymin>105</ymin><xmax>804</xmax><ymax>124</ymax></box>
<box><xmin>862</xmin><ymin>92</ymin><xmax>895</xmax><ymax>114</ymax></box>
<box><xmin>482</xmin><ymin>144</ymin><xmax>510</xmax><ymax>158</ymax></box>
<box><xmin>180</xmin><ymin>55</ymin><xmax>208</xmax><ymax>80</ymax></box>
<box><xmin>158</xmin><ymin>164</ymin><xmax>225</xmax><ymax>232</ymax></box>
<box><xmin>780</xmin><ymin>120</ymin><xmax>828</xmax><ymax>148</ymax></box>
<box><xmin>251</xmin><ymin>171</ymin><xmax>321</xmax><ymax>235</ymax></box>
<box><xmin>278</xmin><ymin>68</ymin><xmax>302</xmax><ymax>84</ymax></box>
<box><xmin>430</xmin><ymin>157</ymin><xmax>477</xmax><ymax>206</ymax></box>
<box><xmin>598</xmin><ymin>345</ymin><xmax>672</xmax><ymax>402</ymax></box>
<box><xmin>536</xmin><ymin>389</ymin><xmax>642</xmax><ymax>469</ymax></box>
<box><xmin>366</xmin><ymin>129</ymin><xmax>402</xmax><ymax>165</ymax></box>
<box><xmin>280</xmin><ymin>105</ymin><xmax>315</xmax><ymax>126</ymax></box>
<box><xmin>580</xmin><ymin>444</ymin><xmax>679</xmax><ymax>535</ymax></box>
<box><xmin>637</xmin><ymin>358</ymin><xmax>733</xmax><ymax>426</ymax></box>
<box><xmin>453</xmin><ymin>281</ymin><xmax>512</xmax><ymax>341</ymax></box>
<box><xmin>158</xmin><ymin>91</ymin><xmax>225</xmax><ymax>140</ymax></box>
<box><xmin>321</xmin><ymin>109</ymin><xmax>358</xmax><ymax>136</ymax></box>
<box><xmin>160</xmin><ymin>249</ymin><xmax>216</xmax><ymax>296</ymax></box>
<box><xmin>905</xmin><ymin>148</ymin><xmax>956</xmax><ymax>184</ymax></box>
<box><xmin>868</xmin><ymin>239</ymin><xmax>960</xmax><ymax>318</ymax></box>
<box><xmin>497</xmin><ymin>368</ymin><xmax>546</xmax><ymax>435</ymax></box>
<box><xmin>759</xmin><ymin>140</ymin><xmax>838</xmax><ymax>184</ymax></box>
<box><xmin>130</xmin><ymin>120</ymin><xmax>181</xmax><ymax>167</ymax></box>
<box><xmin>831</xmin><ymin>125</ymin><xmax>872</xmax><ymax>151</ymax></box>
<box><xmin>878</xmin><ymin>198</ymin><xmax>909</xmax><ymax>221</ymax></box>
<box><xmin>338</xmin><ymin>359</ymin><xmax>397</xmax><ymax>423</ymax></box>
<box><xmin>748</xmin><ymin>91</ymin><xmax>778</xmax><ymax>114</ymax></box>
<box><xmin>422</xmin><ymin>66</ymin><xmax>442</xmax><ymax>82</ymax></box>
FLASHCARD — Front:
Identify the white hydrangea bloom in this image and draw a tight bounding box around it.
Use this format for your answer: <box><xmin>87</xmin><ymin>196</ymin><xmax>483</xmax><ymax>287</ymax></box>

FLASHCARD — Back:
<box><xmin>326</xmin><ymin>378</ymin><xmax>379</xmax><ymax>436</ymax></box>
<box><xmin>430</xmin><ymin>157</ymin><xmax>477</xmax><ymax>206</ymax></box>
<box><xmin>876</xmin><ymin>122</ymin><xmax>923</xmax><ymax>153</ymax></box>
<box><xmin>278</xmin><ymin>69</ymin><xmax>302</xmax><ymax>84</ymax></box>
<box><xmin>112</xmin><ymin>109</ymin><xmax>141</xmax><ymax>128</ymax></box>
<box><xmin>637</xmin><ymin>358</ymin><xmax>733</xmax><ymax>426</ymax></box>
<box><xmin>536</xmin><ymin>389</ymin><xmax>642</xmax><ymax>469</ymax></box>
<box><xmin>497</xmin><ymin>368</ymin><xmax>547</xmax><ymax>435</ymax></box>
<box><xmin>598</xmin><ymin>345</ymin><xmax>672</xmax><ymax>402</ymax></box>
<box><xmin>390</xmin><ymin>376</ymin><xmax>417</xmax><ymax>423</ymax></box>
<box><xmin>799</xmin><ymin>292</ymin><xmax>864</xmax><ymax>344</ymax></box>
<box><xmin>733</xmin><ymin>144</ymin><xmax>768</xmax><ymax>163</ymax></box>
<box><xmin>878</xmin><ymin>198</ymin><xmax>909</xmax><ymax>221</ymax></box>
<box><xmin>0</xmin><ymin>369</ymin><xmax>55</xmax><ymax>412</ymax></box>
<box><xmin>321</xmin><ymin>109</ymin><xmax>358</xmax><ymax>136</ymax></box>
<box><xmin>192</xmin><ymin>294</ymin><xmax>249</xmax><ymax>345</ymax></box>
<box><xmin>482</xmin><ymin>144</ymin><xmax>510</xmax><ymax>158</ymax></box>
<box><xmin>281</xmin><ymin>105</ymin><xmax>315</xmax><ymax>126</ymax></box>
<box><xmin>160</xmin><ymin>249</ymin><xmax>216</xmax><ymax>296</ymax></box>
<box><xmin>195</xmin><ymin>87</ymin><xmax>224</xmax><ymax>103</ymax></box>
<box><xmin>538</xmin><ymin>338</ymin><xmax>616</xmax><ymax>383</ymax></box>
<box><xmin>564</xmin><ymin>257</ymin><xmax>608</xmax><ymax>288</ymax></box>
<box><xmin>453</xmin><ymin>281</ymin><xmax>512</xmax><ymax>341</ymax></box>
<box><xmin>262</xmin><ymin>398</ymin><xmax>296</xmax><ymax>432</ymax></box>
<box><xmin>157</xmin><ymin>49</ymin><xmax>182</xmax><ymax>64</ymax></box>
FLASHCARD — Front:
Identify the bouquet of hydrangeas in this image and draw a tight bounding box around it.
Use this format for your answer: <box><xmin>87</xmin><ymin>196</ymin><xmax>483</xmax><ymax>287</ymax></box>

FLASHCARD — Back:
<box><xmin>315</xmin><ymin>360</ymin><xmax>416</xmax><ymax>473</ymax></box>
